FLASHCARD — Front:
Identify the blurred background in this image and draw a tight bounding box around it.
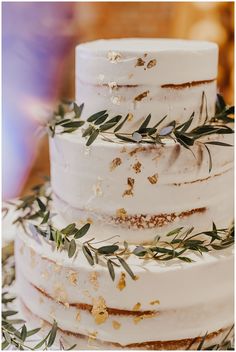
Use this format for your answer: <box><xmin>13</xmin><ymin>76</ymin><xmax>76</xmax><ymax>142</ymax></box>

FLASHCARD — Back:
<box><xmin>2</xmin><ymin>1</ymin><xmax>234</xmax><ymax>200</ymax></box>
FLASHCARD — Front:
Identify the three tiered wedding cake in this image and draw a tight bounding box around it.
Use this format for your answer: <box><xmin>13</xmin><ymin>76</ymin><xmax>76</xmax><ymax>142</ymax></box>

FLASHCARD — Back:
<box><xmin>15</xmin><ymin>39</ymin><xmax>234</xmax><ymax>350</ymax></box>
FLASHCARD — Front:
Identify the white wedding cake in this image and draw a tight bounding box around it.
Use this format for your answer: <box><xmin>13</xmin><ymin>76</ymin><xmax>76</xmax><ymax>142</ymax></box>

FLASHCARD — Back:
<box><xmin>15</xmin><ymin>39</ymin><xmax>234</xmax><ymax>350</ymax></box>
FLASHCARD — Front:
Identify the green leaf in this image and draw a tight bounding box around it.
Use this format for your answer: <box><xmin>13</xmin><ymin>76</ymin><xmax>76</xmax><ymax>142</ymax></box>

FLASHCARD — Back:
<box><xmin>62</xmin><ymin>121</ymin><xmax>85</xmax><ymax>128</ymax></box>
<box><xmin>47</xmin><ymin>320</ymin><xmax>58</xmax><ymax>347</ymax></box>
<box><xmin>2</xmin><ymin>310</ymin><xmax>18</xmax><ymax>317</ymax></box>
<box><xmin>65</xmin><ymin>344</ymin><xmax>78</xmax><ymax>350</ymax></box>
<box><xmin>97</xmin><ymin>245</ymin><xmax>119</xmax><ymax>255</ymax></box>
<box><xmin>114</xmin><ymin>114</ymin><xmax>130</xmax><ymax>132</ymax></box>
<box><xmin>174</xmin><ymin>131</ymin><xmax>194</xmax><ymax>147</ymax></box>
<box><xmin>116</xmin><ymin>256</ymin><xmax>135</xmax><ymax>279</ymax></box>
<box><xmin>87</xmin><ymin>110</ymin><xmax>107</xmax><ymax>122</ymax></box>
<box><xmin>20</xmin><ymin>325</ymin><xmax>27</xmax><ymax>342</ymax></box>
<box><xmin>152</xmin><ymin>115</ymin><xmax>167</xmax><ymax>129</ymax></box>
<box><xmin>82</xmin><ymin>245</ymin><xmax>94</xmax><ymax>266</ymax></box>
<box><xmin>178</xmin><ymin>256</ymin><xmax>193</xmax><ymax>263</ymax></box>
<box><xmin>86</xmin><ymin>129</ymin><xmax>99</xmax><ymax>146</ymax></box>
<box><xmin>74</xmin><ymin>223</ymin><xmax>90</xmax><ymax>239</ymax></box>
<box><xmin>205</xmin><ymin>141</ymin><xmax>232</xmax><ymax>147</ymax></box>
<box><xmin>176</xmin><ymin>112</ymin><xmax>194</xmax><ymax>132</ymax></box>
<box><xmin>61</xmin><ymin>223</ymin><xmax>76</xmax><ymax>235</ymax></box>
<box><xmin>2</xmin><ymin>340</ymin><xmax>10</xmax><ymax>350</ymax></box>
<box><xmin>204</xmin><ymin>144</ymin><xmax>212</xmax><ymax>173</ymax></box>
<box><xmin>82</xmin><ymin>125</ymin><xmax>94</xmax><ymax>138</ymax></box>
<box><xmin>73</xmin><ymin>102</ymin><xmax>84</xmax><ymax>118</ymax></box>
<box><xmin>41</xmin><ymin>211</ymin><xmax>50</xmax><ymax>224</ymax></box>
<box><xmin>36</xmin><ymin>198</ymin><xmax>46</xmax><ymax>212</ymax></box>
<box><xmin>166</xmin><ymin>227</ymin><xmax>183</xmax><ymax>237</ymax></box>
<box><xmin>26</xmin><ymin>327</ymin><xmax>41</xmax><ymax>337</ymax></box>
<box><xmin>68</xmin><ymin>239</ymin><xmax>76</xmax><ymax>258</ymax></box>
<box><xmin>138</xmin><ymin>114</ymin><xmax>151</xmax><ymax>131</ymax></box>
<box><xmin>197</xmin><ymin>331</ymin><xmax>208</xmax><ymax>350</ymax></box>
<box><xmin>94</xmin><ymin>114</ymin><xmax>109</xmax><ymax>125</ymax></box>
<box><xmin>105</xmin><ymin>115</ymin><xmax>123</xmax><ymax>124</ymax></box>
<box><xmin>216</xmin><ymin>94</ymin><xmax>226</xmax><ymax>113</ymax></box>
<box><xmin>107</xmin><ymin>259</ymin><xmax>115</xmax><ymax>281</ymax></box>
<box><xmin>115</xmin><ymin>134</ymin><xmax>135</xmax><ymax>143</ymax></box>
<box><xmin>99</xmin><ymin>121</ymin><xmax>119</xmax><ymax>132</ymax></box>
<box><xmin>225</xmin><ymin>106</ymin><xmax>234</xmax><ymax>115</ymax></box>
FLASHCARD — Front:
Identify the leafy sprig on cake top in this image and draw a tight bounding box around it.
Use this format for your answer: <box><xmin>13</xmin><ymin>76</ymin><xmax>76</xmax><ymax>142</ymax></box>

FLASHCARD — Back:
<box><xmin>12</xmin><ymin>183</ymin><xmax>234</xmax><ymax>282</ymax></box>
<box><xmin>46</xmin><ymin>93</ymin><xmax>234</xmax><ymax>172</ymax></box>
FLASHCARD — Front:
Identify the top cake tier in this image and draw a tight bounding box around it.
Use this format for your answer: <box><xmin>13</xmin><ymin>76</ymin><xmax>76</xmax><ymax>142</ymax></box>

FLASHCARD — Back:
<box><xmin>76</xmin><ymin>38</ymin><xmax>218</xmax><ymax>131</ymax></box>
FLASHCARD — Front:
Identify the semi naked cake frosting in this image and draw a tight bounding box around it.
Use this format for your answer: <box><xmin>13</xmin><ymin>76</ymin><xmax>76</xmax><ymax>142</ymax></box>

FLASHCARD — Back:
<box><xmin>15</xmin><ymin>39</ymin><xmax>234</xmax><ymax>350</ymax></box>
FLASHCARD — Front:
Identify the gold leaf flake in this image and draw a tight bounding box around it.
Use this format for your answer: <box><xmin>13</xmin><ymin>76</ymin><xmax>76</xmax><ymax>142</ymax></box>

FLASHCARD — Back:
<box><xmin>134</xmin><ymin>91</ymin><xmax>149</xmax><ymax>102</ymax></box>
<box><xmin>76</xmin><ymin>311</ymin><xmax>81</xmax><ymax>321</ymax></box>
<box><xmin>91</xmin><ymin>297</ymin><xmax>109</xmax><ymax>325</ymax></box>
<box><xmin>147</xmin><ymin>174</ymin><xmax>158</xmax><ymax>184</ymax></box>
<box><xmin>110</xmin><ymin>157</ymin><xmax>122</xmax><ymax>171</ymax></box>
<box><xmin>127</xmin><ymin>113</ymin><xmax>134</xmax><ymax>121</ymax></box>
<box><xmin>132</xmin><ymin>302</ymin><xmax>141</xmax><ymax>311</ymax></box>
<box><xmin>135</xmin><ymin>58</ymin><xmax>145</xmax><ymax>67</ymax></box>
<box><xmin>112</xmin><ymin>321</ymin><xmax>121</xmax><ymax>330</ymax></box>
<box><xmin>87</xmin><ymin>331</ymin><xmax>98</xmax><ymax>347</ymax></box>
<box><xmin>122</xmin><ymin>177</ymin><xmax>135</xmax><ymax>197</ymax></box>
<box><xmin>117</xmin><ymin>272</ymin><xmax>126</xmax><ymax>291</ymax></box>
<box><xmin>150</xmin><ymin>300</ymin><xmax>160</xmax><ymax>306</ymax></box>
<box><xmin>116</xmin><ymin>208</ymin><xmax>127</xmax><ymax>220</ymax></box>
<box><xmin>147</xmin><ymin>59</ymin><xmax>157</xmax><ymax>69</ymax></box>
<box><xmin>53</xmin><ymin>283</ymin><xmax>68</xmax><ymax>303</ymax></box>
<box><xmin>89</xmin><ymin>271</ymin><xmax>99</xmax><ymax>291</ymax></box>
<box><xmin>107</xmin><ymin>51</ymin><xmax>122</xmax><ymax>63</ymax></box>
<box><xmin>88</xmin><ymin>331</ymin><xmax>97</xmax><ymax>340</ymax></box>
<box><xmin>68</xmin><ymin>271</ymin><xmax>78</xmax><ymax>286</ymax></box>
<box><xmin>133</xmin><ymin>161</ymin><xmax>142</xmax><ymax>174</ymax></box>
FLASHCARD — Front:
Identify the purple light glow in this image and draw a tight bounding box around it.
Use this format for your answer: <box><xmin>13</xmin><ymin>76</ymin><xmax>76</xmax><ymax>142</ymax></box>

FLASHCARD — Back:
<box><xmin>2</xmin><ymin>2</ymin><xmax>76</xmax><ymax>199</ymax></box>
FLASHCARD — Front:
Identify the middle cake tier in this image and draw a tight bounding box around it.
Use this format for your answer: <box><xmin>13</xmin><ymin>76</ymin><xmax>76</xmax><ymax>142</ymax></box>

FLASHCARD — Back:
<box><xmin>49</xmin><ymin>132</ymin><xmax>233</xmax><ymax>244</ymax></box>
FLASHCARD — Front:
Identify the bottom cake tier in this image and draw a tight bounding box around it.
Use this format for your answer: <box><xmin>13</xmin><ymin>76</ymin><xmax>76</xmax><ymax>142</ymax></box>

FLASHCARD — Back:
<box><xmin>15</xmin><ymin>228</ymin><xmax>234</xmax><ymax>350</ymax></box>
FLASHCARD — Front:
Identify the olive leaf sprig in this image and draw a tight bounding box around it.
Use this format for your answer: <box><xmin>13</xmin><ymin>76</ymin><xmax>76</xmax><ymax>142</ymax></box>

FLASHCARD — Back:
<box><xmin>75</xmin><ymin>222</ymin><xmax>234</xmax><ymax>281</ymax></box>
<box><xmin>47</xmin><ymin>94</ymin><xmax>234</xmax><ymax>172</ymax></box>
<box><xmin>131</xmin><ymin>222</ymin><xmax>234</xmax><ymax>262</ymax></box>
<box><xmin>12</xmin><ymin>179</ymin><xmax>52</xmax><ymax>232</ymax></box>
<box><xmin>12</xmin><ymin>184</ymin><xmax>234</xmax><ymax>282</ymax></box>
<box><xmin>28</xmin><ymin>205</ymin><xmax>234</xmax><ymax>282</ymax></box>
<box><xmin>2</xmin><ymin>292</ymin><xmax>59</xmax><ymax>350</ymax></box>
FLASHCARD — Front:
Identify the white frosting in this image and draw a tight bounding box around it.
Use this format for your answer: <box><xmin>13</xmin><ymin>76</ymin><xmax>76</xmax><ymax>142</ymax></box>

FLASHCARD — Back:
<box><xmin>76</xmin><ymin>39</ymin><xmax>218</xmax><ymax>131</ymax></box>
<box><xmin>15</xmin><ymin>231</ymin><xmax>234</xmax><ymax>345</ymax></box>
<box><xmin>49</xmin><ymin>132</ymin><xmax>233</xmax><ymax>244</ymax></box>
